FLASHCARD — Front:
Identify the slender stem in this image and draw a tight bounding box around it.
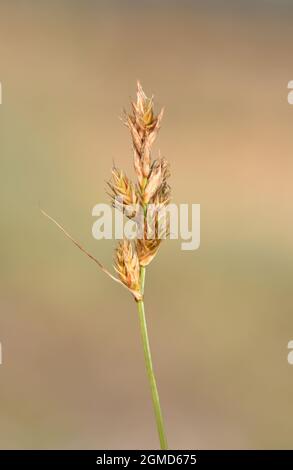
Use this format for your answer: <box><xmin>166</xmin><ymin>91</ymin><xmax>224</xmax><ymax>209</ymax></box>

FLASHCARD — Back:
<box><xmin>137</xmin><ymin>266</ymin><xmax>168</xmax><ymax>450</ymax></box>
<box><xmin>140</xmin><ymin>265</ymin><xmax>146</xmax><ymax>295</ymax></box>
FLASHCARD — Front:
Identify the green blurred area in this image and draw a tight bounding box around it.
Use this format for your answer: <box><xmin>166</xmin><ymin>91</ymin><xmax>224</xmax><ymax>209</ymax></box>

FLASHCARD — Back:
<box><xmin>1</xmin><ymin>0</ymin><xmax>293</xmax><ymax>449</ymax></box>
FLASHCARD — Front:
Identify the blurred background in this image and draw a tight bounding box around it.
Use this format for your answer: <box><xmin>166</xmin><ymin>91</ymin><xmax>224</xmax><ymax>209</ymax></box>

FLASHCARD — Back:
<box><xmin>1</xmin><ymin>0</ymin><xmax>293</xmax><ymax>450</ymax></box>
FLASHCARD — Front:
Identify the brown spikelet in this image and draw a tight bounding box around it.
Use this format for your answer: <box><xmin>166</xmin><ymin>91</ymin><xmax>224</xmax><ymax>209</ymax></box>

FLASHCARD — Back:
<box><xmin>160</xmin><ymin>157</ymin><xmax>171</xmax><ymax>181</ymax></box>
<box><xmin>149</xmin><ymin>158</ymin><xmax>171</xmax><ymax>206</ymax></box>
<box><xmin>108</xmin><ymin>167</ymin><xmax>138</xmax><ymax>218</ymax></box>
<box><xmin>136</xmin><ymin>238</ymin><xmax>162</xmax><ymax>267</ymax></box>
<box><xmin>133</xmin><ymin>149</ymin><xmax>144</xmax><ymax>187</ymax></box>
<box><xmin>146</xmin><ymin>203</ymin><xmax>170</xmax><ymax>241</ymax></box>
<box><xmin>126</xmin><ymin>115</ymin><xmax>142</xmax><ymax>153</ymax></box>
<box><xmin>143</xmin><ymin>156</ymin><xmax>171</xmax><ymax>205</ymax></box>
<box><xmin>135</xmin><ymin>201</ymin><xmax>169</xmax><ymax>267</ymax></box>
<box><xmin>134</xmin><ymin>81</ymin><xmax>155</xmax><ymax>129</ymax></box>
<box><xmin>126</xmin><ymin>81</ymin><xmax>164</xmax><ymax>186</ymax></box>
<box><xmin>114</xmin><ymin>240</ymin><xmax>141</xmax><ymax>300</ymax></box>
<box><xmin>143</xmin><ymin>160</ymin><xmax>162</xmax><ymax>204</ymax></box>
<box><xmin>151</xmin><ymin>182</ymin><xmax>171</xmax><ymax>207</ymax></box>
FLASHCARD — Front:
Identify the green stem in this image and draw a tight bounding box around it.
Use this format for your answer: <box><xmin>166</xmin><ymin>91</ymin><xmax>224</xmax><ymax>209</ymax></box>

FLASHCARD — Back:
<box><xmin>137</xmin><ymin>266</ymin><xmax>168</xmax><ymax>450</ymax></box>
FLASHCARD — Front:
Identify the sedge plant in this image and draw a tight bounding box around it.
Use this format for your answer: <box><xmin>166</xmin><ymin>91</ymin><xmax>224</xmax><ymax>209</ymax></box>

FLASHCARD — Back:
<box><xmin>42</xmin><ymin>82</ymin><xmax>171</xmax><ymax>449</ymax></box>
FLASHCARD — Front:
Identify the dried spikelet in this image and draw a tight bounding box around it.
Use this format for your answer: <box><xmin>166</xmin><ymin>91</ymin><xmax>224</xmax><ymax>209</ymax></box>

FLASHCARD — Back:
<box><xmin>150</xmin><ymin>158</ymin><xmax>171</xmax><ymax>206</ymax></box>
<box><xmin>133</xmin><ymin>81</ymin><xmax>155</xmax><ymax>129</ymax></box>
<box><xmin>133</xmin><ymin>149</ymin><xmax>144</xmax><ymax>187</ymax></box>
<box><xmin>136</xmin><ymin>238</ymin><xmax>161</xmax><ymax>267</ymax></box>
<box><xmin>125</xmin><ymin>81</ymin><xmax>164</xmax><ymax>185</ymax></box>
<box><xmin>147</xmin><ymin>203</ymin><xmax>169</xmax><ymax>240</ymax></box>
<box><xmin>114</xmin><ymin>240</ymin><xmax>141</xmax><ymax>300</ymax></box>
<box><xmin>108</xmin><ymin>167</ymin><xmax>138</xmax><ymax>218</ymax></box>
<box><xmin>151</xmin><ymin>182</ymin><xmax>171</xmax><ymax>207</ymax></box>
<box><xmin>160</xmin><ymin>157</ymin><xmax>171</xmax><ymax>181</ymax></box>
<box><xmin>136</xmin><ymin>204</ymin><xmax>169</xmax><ymax>267</ymax></box>
<box><xmin>143</xmin><ymin>157</ymin><xmax>171</xmax><ymax>205</ymax></box>
<box><xmin>126</xmin><ymin>116</ymin><xmax>142</xmax><ymax>153</ymax></box>
<box><xmin>143</xmin><ymin>160</ymin><xmax>162</xmax><ymax>204</ymax></box>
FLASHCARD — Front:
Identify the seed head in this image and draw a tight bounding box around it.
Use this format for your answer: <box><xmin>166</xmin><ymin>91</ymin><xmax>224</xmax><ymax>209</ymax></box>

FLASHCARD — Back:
<box><xmin>114</xmin><ymin>240</ymin><xmax>142</xmax><ymax>300</ymax></box>
<box><xmin>43</xmin><ymin>82</ymin><xmax>171</xmax><ymax>304</ymax></box>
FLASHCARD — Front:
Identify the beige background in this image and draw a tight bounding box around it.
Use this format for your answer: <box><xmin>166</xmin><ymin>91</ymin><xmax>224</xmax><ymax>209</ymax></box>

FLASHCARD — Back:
<box><xmin>1</xmin><ymin>0</ymin><xmax>293</xmax><ymax>449</ymax></box>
